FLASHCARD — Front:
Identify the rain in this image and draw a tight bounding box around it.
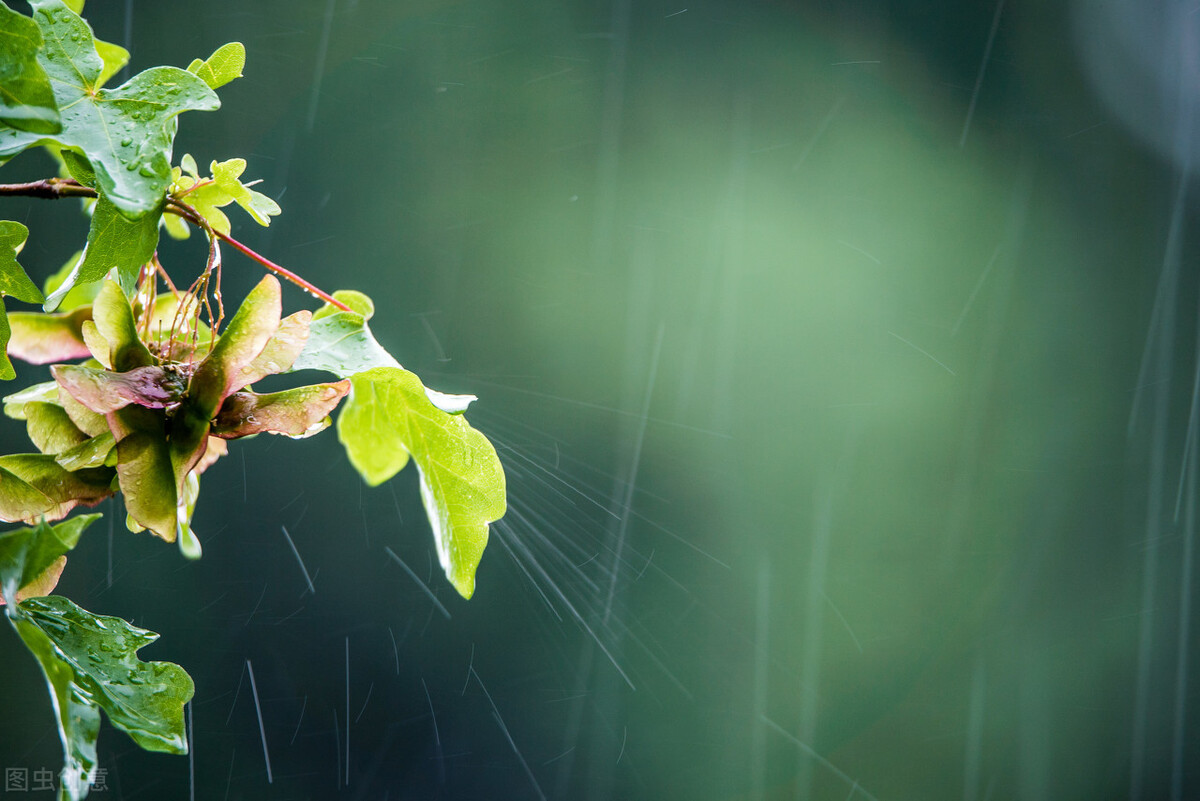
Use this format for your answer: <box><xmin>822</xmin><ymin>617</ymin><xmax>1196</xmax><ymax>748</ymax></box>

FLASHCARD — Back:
<box><xmin>0</xmin><ymin>0</ymin><xmax>1198</xmax><ymax>799</ymax></box>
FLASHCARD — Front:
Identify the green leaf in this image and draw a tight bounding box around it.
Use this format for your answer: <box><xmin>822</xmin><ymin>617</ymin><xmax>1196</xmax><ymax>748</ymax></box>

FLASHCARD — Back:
<box><xmin>185</xmin><ymin>157</ymin><xmax>280</xmax><ymax>234</ymax></box>
<box><xmin>0</xmin><ymin>221</ymin><xmax>45</xmax><ymax>380</ymax></box>
<box><xmin>45</xmin><ymin>195</ymin><xmax>161</xmax><ymax>309</ymax></box>
<box><xmin>291</xmin><ymin>307</ymin><xmax>400</xmax><ymax>377</ymax></box>
<box><xmin>93</xmin><ymin>38</ymin><xmax>128</xmax><ymax>89</ymax></box>
<box><xmin>336</xmin><ymin>366</ymin><xmax>506</xmax><ymax>598</ymax></box>
<box><xmin>0</xmin><ymin>514</ymin><xmax>98</xmax><ymax>605</ymax></box>
<box><xmin>0</xmin><ymin>0</ymin><xmax>220</xmax><ymax>218</ymax></box>
<box><xmin>55</xmin><ymin>379</ymin><xmax>108</xmax><ymax>436</ymax></box>
<box><xmin>109</xmin><ymin>406</ymin><xmax>176</xmax><ymax>541</ymax></box>
<box><xmin>0</xmin><ymin>221</ymin><xmax>44</xmax><ymax>303</ymax></box>
<box><xmin>292</xmin><ymin>291</ymin><xmax>476</xmax><ymax>414</ymax></box>
<box><xmin>44</xmin><ymin>250</ymin><xmax>100</xmax><ymax>310</ymax></box>
<box><xmin>3</xmin><ymin>380</ymin><xmax>59</xmax><ymax>419</ymax></box>
<box><xmin>89</xmin><ymin>280</ymin><xmax>154</xmax><ymax>371</ymax></box>
<box><xmin>13</xmin><ymin>596</ymin><xmax>194</xmax><ymax>788</ymax></box>
<box><xmin>189</xmin><ymin>274</ymin><xmax>280</xmax><ymax>418</ymax></box>
<box><xmin>7</xmin><ymin>612</ymin><xmax>100</xmax><ymax>800</ymax></box>
<box><xmin>242</xmin><ymin>310</ymin><xmax>310</xmax><ymax>385</ymax></box>
<box><xmin>59</xmin><ymin>149</ymin><xmax>94</xmax><ymax>187</ymax></box>
<box><xmin>55</xmin><ymin>430</ymin><xmax>115</xmax><ymax>471</ymax></box>
<box><xmin>313</xmin><ymin>288</ymin><xmax>373</xmax><ymax>320</ymax></box>
<box><xmin>0</xmin><ymin>453</ymin><xmax>113</xmax><ymax>523</ymax></box>
<box><xmin>24</xmin><ymin>400</ymin><xmax>88</xmax><ymax>454</ymax></box>
<box><xmin>186</xmin><ymin>42</ymin><xmax>245</xmax><ymax>90</ymax></box>
<box><xmin>0</xmin><ymin>2</ymin><xmax>60</xmax><ymax>134</ymax></box>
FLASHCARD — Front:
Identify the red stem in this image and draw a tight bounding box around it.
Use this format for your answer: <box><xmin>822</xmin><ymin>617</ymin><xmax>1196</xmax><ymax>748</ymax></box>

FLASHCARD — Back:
<box><xmin>167</xmin><ymin>199</ymin><xmax>350</xmax><ymax>312</ymax></box>
<box><xmin>0</xmin><ymin>179</ymin><xmax>351</xmax><ymax>313</ymax></box>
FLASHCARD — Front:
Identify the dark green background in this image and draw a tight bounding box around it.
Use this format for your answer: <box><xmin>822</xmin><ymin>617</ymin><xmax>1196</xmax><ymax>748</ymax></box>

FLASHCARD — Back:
<box><xmin>1</xmin><ymin>1</ymin><xmax>1195</xmax><ymax>799</ymax></box>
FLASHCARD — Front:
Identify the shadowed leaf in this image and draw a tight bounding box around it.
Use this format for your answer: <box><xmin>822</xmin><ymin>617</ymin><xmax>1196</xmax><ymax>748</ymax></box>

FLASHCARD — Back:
<box><xmin>0</xmin><ymin>0</ymin><xmax>220</xmax><ymax>218</ymax></box>
<box><xmin>0</xmin><ymin>2</ymin><xmax>59</xmax><ymax>134</ymax></box>
<box><xmin>23</xmin><ymin>400</ymin><xmax>87</xmax><ymax>454</ymax></box>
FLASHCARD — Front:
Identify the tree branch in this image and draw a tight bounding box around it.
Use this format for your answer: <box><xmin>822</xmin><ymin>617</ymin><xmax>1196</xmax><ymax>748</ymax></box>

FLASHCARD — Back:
<box><xmin>0</xmin><ymin>179</ymin><xmax>351</xmax><ymax>312</ymax></box>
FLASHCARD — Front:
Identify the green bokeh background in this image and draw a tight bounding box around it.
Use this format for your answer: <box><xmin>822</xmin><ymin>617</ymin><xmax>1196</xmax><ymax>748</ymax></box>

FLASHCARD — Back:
<box><xmin>1</xmin><ymin>1</ymin><xmax>1195</xmax><ymax>799</ymax></box>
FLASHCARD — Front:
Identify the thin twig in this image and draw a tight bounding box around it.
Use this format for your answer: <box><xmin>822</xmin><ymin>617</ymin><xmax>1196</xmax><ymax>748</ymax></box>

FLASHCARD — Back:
<box><xmin>168</xmin><ymin>199</ymin><xmax>350</xmax><ymax>311</ymax></box>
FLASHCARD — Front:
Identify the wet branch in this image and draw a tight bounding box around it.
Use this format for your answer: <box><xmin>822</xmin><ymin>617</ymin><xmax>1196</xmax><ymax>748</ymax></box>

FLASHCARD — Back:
<box><xmin>0</xmin><ymin>178</ymin><xmax>351</xmax><ymax>312</ymax></box>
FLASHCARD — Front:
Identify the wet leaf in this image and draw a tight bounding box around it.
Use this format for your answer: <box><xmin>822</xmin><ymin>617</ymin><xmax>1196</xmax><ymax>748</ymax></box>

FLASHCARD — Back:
<box><xmin>241</xmin><ymin>310</ymin><xmax>310</xmax><ymax>386</ymax></box>
<box><xmin>55</xmin><ymin>430</ymin><xmax>115</xmax><ymax>471</ymax></box>
<box><xmin>0</xmin><ymin>221</ymin><xmax>45</xmax><ymax>380</ymax></box>
<box><xmin>337</xmin><ymin>366</ymin><xmax>506</xmax><ymax>598</ymax></box>
<box><xmin>23</xmin><ymin>399</ymin><xmax>87</xmax><ymax>453</ymax></box>
<box><xmin>56</xmin><ymin>380</ymin><xmax>108</xmax><ymax>436</ymax></box>
<box><xmin>184</xmin><ymin>156</ymin><xmax>280</xmax><ymax>234</ymax></box>
<box><xmin>14</xmin><ymin>595</ymin><xmax>194</xmax><ymax>761</ymax></box>
<box><xmin>212</xmin><ymin>380</ymin><xmax>350</xmax><ymax>439</ymax></box>
<box><xmin>0</xmin><ymin>453</ymin><xmax>112</xmax><ymax>522</ymax></box>
<box><xmin>0</xmin><ymin>1</ymin><xmax>60</xmax><ymax>134</ymax></box>
<box><xmin>189</xmin><ymin>275</ymin><xmax>280</xmax><ymax>418</ymax></box>
<box><xmin>290</xmin><ymin>290</ymin><xmax>471</xmax><ymax>412</ymax></box>
<box><xmin>3</xmin><ymin>380</ymin><xmax>58</xmax><ymax>419</ymax></box>
<box><xmin>52</xmin><ymin>364</ymin><xmax>188</xmax><ymax>413</ymax></box>
<box><xmin>43</xmin><ymin>251</ymin><xmax>102</xmax><ymax>312</ymax></box>
<box><xmin>0</xmin><ymin>0</ymin><xmax>220</xmax><ymax>218</ymax></box>
<box><xmin>291</xmin><ymin>304</ymin><xmax>399</xmax><ymax>377</ymax></box>
<box><xmin>109</xmin><ymin>407</ymin><xmax>176</xmax><ymax>541</ymax></box>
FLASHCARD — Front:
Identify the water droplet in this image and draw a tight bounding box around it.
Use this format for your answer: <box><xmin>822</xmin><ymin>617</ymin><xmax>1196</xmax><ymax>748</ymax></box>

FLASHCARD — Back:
<box><xmin>139</xmin><ymin>164</ymin><xmax>155</xmax><ymax>178</ymax></box>
<box><xmin>125</xmin><ymin>161</ymin><xmax>138</xmax><ymax>171</ymax></box>
<box><xmin>120</xmin><ymin>137</ymin><xmax>132</xmax><ymax>147</ymax></box>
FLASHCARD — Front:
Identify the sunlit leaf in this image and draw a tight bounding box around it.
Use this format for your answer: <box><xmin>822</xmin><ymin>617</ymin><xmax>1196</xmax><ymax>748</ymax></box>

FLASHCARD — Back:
<box><xmin>186</xmin><ymin>42</ymin><xmax>245</xmax><ymax>90</ymax></box>
<box><xmin>185</xmin><ymin>157</ymin><xmax>280</xmax><ymax>234</ymax></box>
<box><xmin>93</xmin><ymin>38</ymin><xmax>128</xmax><ymax>89</ymax></box>
<box><xmin>0</xmin><ymin>2</ymin><xmax>60</xmax><ymax>134</ymax></box>
<box><xmin>9</xmin><ymin>306</ymin><xmax>93</xmax><ymax>365</ymax></box>
<box><xmin>3</xmin><ymin>380</ymin><xmax>58</xmax><ymax>419</ymax></box>
<box><xmin>337</xmin><ymin>366</ymin><xmax>506</xmax><ymax>598</ymax></box>
<box><xmin>55</xmin><ymin>379</ymin><xmax>107</xmax><ymax>436</ymax></box>
<box><xmin>313</xmin><ymin>288</ymin><xmax>374</xmax><ymax>320</ymax></box>
<box><xmin>241</xmin><ymin>310</ymin><xmax>310</xmax><ymax>385</ymax></box>
<box><xmin>0</xmin><ymin>221</ymin><xmax>45</xmax><ymax>380</ymax></box>
<box><xmin>0</xmin><ymin>0</ymin><xmax>220</xmax><ymax>218</ymax></box>
<box><xmin>212</xmin><ymin>380</ymin><xmax>350</xmax><ymax>439</ymax></box>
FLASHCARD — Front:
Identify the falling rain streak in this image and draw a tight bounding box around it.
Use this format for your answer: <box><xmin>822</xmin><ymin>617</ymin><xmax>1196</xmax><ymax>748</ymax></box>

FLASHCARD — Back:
<box><xmin>4</xmin><ymin>1</ymin><xmax>1199</xmax><ymax>800</ymax></box>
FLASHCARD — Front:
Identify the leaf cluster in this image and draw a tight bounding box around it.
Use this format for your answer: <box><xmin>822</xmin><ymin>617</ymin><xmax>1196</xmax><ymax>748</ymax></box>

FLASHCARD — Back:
<box><xmin>0</xmin><ymin>3</ymin><xmax>506</xmax><ymax>798</ymax></box>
